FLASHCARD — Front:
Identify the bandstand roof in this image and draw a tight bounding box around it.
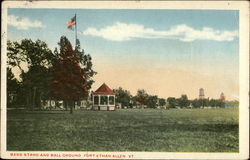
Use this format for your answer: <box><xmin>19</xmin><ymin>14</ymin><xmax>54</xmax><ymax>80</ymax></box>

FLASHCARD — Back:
<box><xmin>93</xmin><ymin>83</ymin><xmax>115</xmax><ymax>95</ymax></box>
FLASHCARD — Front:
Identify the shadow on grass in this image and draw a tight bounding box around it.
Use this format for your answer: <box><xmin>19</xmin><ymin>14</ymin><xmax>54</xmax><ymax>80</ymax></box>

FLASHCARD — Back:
<box><xmin>7</xmin><ymin>110</ymin><xmax>70</xmax><ymax>114</ymax></box>
<box><xmin>108</xmin><ymin>123</ymin><xmax>238</xmax><ymax>133</ymax></box>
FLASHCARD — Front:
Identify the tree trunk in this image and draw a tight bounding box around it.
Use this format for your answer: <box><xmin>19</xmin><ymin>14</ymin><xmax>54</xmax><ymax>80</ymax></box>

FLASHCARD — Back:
<box><xmin>38</xmin><ymin>92</ymin><xmax>42</xmax><ymax>110</ymax></box>
<box><xmin>64</xmin><ymin>100</ymin><xmax>68</xmax><ymax>111</ymax></box>
<box><xmin>27</xmin><ymin>88</ymin><xmax>31</xmax><ymax>110</ymax></box>
<box><xmin>49</xmin><ymin>97</ymin><xmax>52</xmax><ymax>108</ymax></box>
<box><xmin>70</xmin><ymin>100</ymin><xmax>73</xmax><ymax>114</ymax></box>
<box><xmin>32</xmin><ymin>87</ymin><xmax>36</xmax><ymax>111</ymax></box>
<box><xmin>26</xmin><ymin>92</ymin><xmax>29</xmax><ymax>110</ymax></box>
<box><xmin>29</xmin><ymin>88</ymin><xmax>33</xmax><ymax>111</ymax></box>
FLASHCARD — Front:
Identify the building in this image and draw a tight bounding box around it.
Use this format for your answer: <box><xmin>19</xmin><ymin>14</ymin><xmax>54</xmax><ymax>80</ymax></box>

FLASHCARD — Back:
<box><xmin>92</xmin><ymin>83</ymin><xmax>116</xmax><ymax>111</ymax></box>
<box><xmin>199</xmin><ymin>88</ymin><xmax>205</xmax><ymax>99</ymax></box>
<box><xmin>220</xmin><ymin>92</ymin><xmax>226</xmax><ymax>101</ymax></box>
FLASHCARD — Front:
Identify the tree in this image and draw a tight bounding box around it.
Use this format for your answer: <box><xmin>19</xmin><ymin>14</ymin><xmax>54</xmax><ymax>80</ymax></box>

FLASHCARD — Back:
<box><xmin>191</xmin><ymin>98</ymin><xmax>211</xmax><ymax>108</ymax></box>
<box><xmin>167</xmin><ymin>97</ymin><xmax>177</xmax><ymax>108</ymax></box>
<box><xmin>7</xmin><ymin>39</ymin><xmax>55</xmax><ymax>110</ymax></box>
<box><xmin>158</xmin><ymin>98</ymin><xmax>166</xmax><ymax>106</ymax></box>
<box><xmin>7</xmin><ymin>41</ymin><xmax>26</xmax><ymax>72</ymax></box>
<box><xmin>208</xmin><ymin>99</ymin><xmax>217</xmax><ymax>107</ymax></box>
<box><xmin>191</xmin><ymin>99</ymin><xmax>205</xmax><ymax>108</ymax></box>
<box><xmin>21</xmin><ymin>65</ymin><xmax>52</xmax><ymax>110</ymax></box>
<box><xmin>7</xmin><ymin>39</ymin><xmax>55</xmax><ymax>70</ymax></box>
<box><xmin>113</xmin><ymin>87</ymin><xmax>131</xmax><ymax>108</ymax></box>
<box><xmin>7</xmin><ymin>68</ymin><xmax>19</xmax><ymax>107</ymax></box>
<box><xmin>52</xmin><ymin>36</ymin><xmax>89</xmax><ymax>114</ymax></box>
<box><xmin>147</xmin><ymin>95</ymin><xmax>158</xmax><ymax>108</ymax></box>
<box><xmin>225</xmin><ymin>100</ymin><xmax>239</xmax><ymax>107</ymax></box>
<box><xmin>177</xmin><ymin>94</ymin><xmax>190</xmax><ymax>108</ymax></box>
<box><xmin>130</xmin><ymin>96</ymin><xmax>137</xmax><ymax>108</ymax></box>
<box><xmin>202</xmin><ymin>98</ymin><xmax>209</xmax><ymax>107</ymax></box>
<box><xmin>74</xmin><ymin>39</ymin><xmax>97</xmax><ymax>91</ymax></box>
<box><xmin>217</xmin><ymin>100</ymin><xmax>225</xmax><ymax>108</ymax></box>
<box><xmin>135</xmin><ymin>89</ymin><xmax>149</xmax><ymax>107</ymax></box>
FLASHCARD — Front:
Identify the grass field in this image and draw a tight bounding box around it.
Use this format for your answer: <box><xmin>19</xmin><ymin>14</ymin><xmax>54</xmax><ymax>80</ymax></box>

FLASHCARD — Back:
<box><xmin>7</xmin><ymin>108</ymin><xmax>238</xmax><ymax>152</ymax></box>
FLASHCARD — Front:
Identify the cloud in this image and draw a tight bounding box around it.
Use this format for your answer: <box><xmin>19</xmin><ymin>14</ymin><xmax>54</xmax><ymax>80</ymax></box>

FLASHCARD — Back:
<box><xmin>82</xmin><ymin>22</ymin><xmax>238</xmax><ymax>42</ymax></box>
<box><xmin>8</xmin><ymin>15</ymin><xmax>45</xmax><ymax>30</ymax></box>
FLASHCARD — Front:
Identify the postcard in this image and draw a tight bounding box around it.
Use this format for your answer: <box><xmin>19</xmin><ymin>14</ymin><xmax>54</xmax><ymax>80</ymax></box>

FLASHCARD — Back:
<box><xmin>1</xmin><ymin>1</ymin><xmax>249</xmax><ymax>159</ymax></box>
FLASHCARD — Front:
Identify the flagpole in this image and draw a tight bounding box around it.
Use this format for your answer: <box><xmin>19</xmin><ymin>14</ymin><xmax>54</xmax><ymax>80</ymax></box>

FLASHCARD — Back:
<box><xmin>75</xmin><ymin>13</ymin><xmax>77</xmax><ymax>49</ymax></box>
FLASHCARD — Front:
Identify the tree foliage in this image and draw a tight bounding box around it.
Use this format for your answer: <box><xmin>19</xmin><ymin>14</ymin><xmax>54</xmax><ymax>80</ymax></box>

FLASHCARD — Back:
<box><xmin>7</xmin><ymin>37</ymin><xmax>96</xmax><ymax>112</ymax></box>
<box><xmin>52</xmin><ymin>36</ymin><xmax>88</xmax><ymax>101</ymax></box>
<box><xmin>75</xmin><ymin>39</ymin><xmax>97</xmax><ymax>91</ymax></box>
<box><xmin>225</xmin><ymin>100</ymin><xmax>239</xmax><ymax>107</ymax></box>
<box><xmin>7</xmin><ymin>39</ymin><xmax>55</xmax><ymax>110</ymax></box>
<box><xmin>167</xmin><ymin>97</ymin><xmax>177</xmax><ymax>108</ymax></box>
<box><xmin>7</xmin><ymin>68</ymin><xmax>19</xmax><ymax>107</ymax></box>
<box><xmin>147</xmin><ymin>95</ymin><xmax>158</xmax><ymax>108</ymax></box>
<box><xmin>177</xmin><ymin>94</ymin><xmax>190</xmax><ymax>108</ymax></box>
<box><xmin>158</xmin><ymin>98</ymin><xmax>166</xmax><ymax>106</ymax></box>
<box><xmin>51</xmin><ymin>36</ymin><xmax>97</xmax><ymax>113</ymax></box>
<box><xmin>7</xmin><ymin>39</ymin><xmax>55</xmax><ymax>70</ymax></box>
<box><xmin>135</xmin><ymin>89</ymin><xmax>149</xmax><ymax>106</ymax></box>
<box><xmin>113</xmin><ymin>87</ymin><xmax>131</xmax><ymax>108</ymax></box>
<box><xmin>7</xmin><ymin>41</ymin><xmax>26</xmax><ymax>71</ymax></box>
<box><xmin>191</xmin><ymin>98</ymin><xmax>225</xmax><ymax>108</ymax></box>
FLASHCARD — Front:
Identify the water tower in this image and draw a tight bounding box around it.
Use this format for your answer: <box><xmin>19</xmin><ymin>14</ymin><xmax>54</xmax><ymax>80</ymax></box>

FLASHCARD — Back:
<box><xmin>199</xmin><ymin>88</ymin><xmax>205</xmax><ymax>99</ymax></box>
<box><xmin>220</xmin><ymin>92</ymin><xmax>226</xmax><ymax>102</ymax></box>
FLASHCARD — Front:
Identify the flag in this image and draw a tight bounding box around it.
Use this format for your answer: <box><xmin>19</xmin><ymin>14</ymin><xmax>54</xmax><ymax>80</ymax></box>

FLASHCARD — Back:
<box><xmin>67</xmin><ymin>15</ymin><xmax>76</xmax><ymax>29</ymax></box>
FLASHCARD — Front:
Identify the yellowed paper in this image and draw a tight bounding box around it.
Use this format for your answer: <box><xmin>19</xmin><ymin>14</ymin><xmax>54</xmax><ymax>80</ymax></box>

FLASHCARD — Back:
<box><xmin>1</xmin><ymin>1</ymin><xmax>249</xmax><ymax>159</ymax></box>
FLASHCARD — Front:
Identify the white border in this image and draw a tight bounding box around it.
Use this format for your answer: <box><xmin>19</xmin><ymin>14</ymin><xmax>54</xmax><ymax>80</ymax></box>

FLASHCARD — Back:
<box><xmin>1</xmin><ymin>1</ymin><xmax>249</xmax><ymax>159</ymax></box>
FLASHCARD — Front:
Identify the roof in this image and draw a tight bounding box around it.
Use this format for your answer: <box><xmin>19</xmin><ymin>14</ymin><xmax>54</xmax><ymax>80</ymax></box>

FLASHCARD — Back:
<box><xmin>93</xmin><ymin>83</ymin><xmax>115</xmax><ymax>95</ymax></box>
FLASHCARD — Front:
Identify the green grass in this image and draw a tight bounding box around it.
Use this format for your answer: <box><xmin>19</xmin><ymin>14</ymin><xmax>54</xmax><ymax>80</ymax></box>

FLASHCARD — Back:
<box><xmin>7</xmin><ymin>108</ymin><xmax>238</xmax><ymax>152</ymax></box>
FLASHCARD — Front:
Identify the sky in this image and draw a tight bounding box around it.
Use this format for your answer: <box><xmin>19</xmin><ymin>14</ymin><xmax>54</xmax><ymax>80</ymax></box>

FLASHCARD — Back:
<box><xmin>7</xmin><ymin>9</ymin><xmax>239</xmax><ymax>100</ymax></box>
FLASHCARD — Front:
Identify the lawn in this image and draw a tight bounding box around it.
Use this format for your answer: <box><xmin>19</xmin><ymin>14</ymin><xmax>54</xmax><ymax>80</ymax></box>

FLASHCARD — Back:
<box><xmin>7</xmin><ymin>108</ymin><xmax>238</xmax><ymax>152</ymax></box>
